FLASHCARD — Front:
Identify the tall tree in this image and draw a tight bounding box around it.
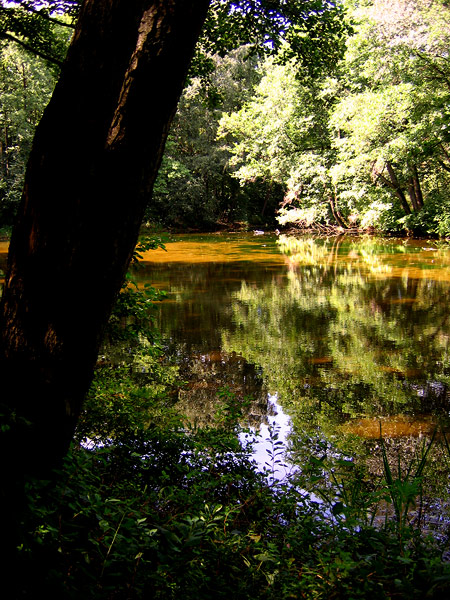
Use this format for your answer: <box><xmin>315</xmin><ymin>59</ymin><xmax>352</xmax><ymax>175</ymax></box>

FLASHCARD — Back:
<box><xmin>0</xmin><ymin>8</ymin><xmax>350</xmax><ymax>572</ymax></box>
<box><xmin>0</xmin><ymin>0</ymin><xmax>212</xmax><ymax>490</ymax></box>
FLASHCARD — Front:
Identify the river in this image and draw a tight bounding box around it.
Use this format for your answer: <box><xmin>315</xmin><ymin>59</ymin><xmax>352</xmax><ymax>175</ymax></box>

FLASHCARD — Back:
<box><xmin>135</xmin><ymin>233</ymin><xmax>450</xmax><ymax>428</ymax></box>
<box><xmin>2</xmin><ymin>232</ymin><xmax>450</xmax><ymax>508</ymax></box>
<box><xmin>133</xmin><ymin>232</ymin><xmax>450</xmax><ymax>525</ymax></box>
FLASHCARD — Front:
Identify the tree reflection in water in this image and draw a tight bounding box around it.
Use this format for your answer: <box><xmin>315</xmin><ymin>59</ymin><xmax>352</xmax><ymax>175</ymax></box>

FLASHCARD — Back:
<box><xmin>138</xmin><ymin>234</ymin><xmax>450</xmax><ymax>518</ymax></box>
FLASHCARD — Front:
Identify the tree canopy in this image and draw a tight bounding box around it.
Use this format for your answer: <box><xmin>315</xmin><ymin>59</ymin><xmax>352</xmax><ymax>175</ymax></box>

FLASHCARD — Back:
<box><xmin>3</xmin><ymin>1</ymin><xmax>450</xmax><ymax>237</ymax></box>
<box><xmin>219</xmin><ymin>0</ymin><xmax>450</xmax><ymax>236</ymax></box>
<box><xmin>0</xmin><ymin>0</ymin><xmax>350</xmax><ymax>228</ymax></box>
<box><xmin>0</xmin><ymin>0</ymin><xmax>350</xmax><ymax>72</ymax></box>
<box><xmin>0</xmin><ymin>0</ymin><xmax>76</xmax><ymax>66</ymax></box>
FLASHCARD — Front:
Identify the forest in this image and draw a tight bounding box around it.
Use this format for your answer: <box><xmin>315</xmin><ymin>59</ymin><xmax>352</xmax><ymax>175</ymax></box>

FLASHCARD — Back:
<box><xmin>1</xmin><ymin>1</ymin><xmax>450</xmax><ymax>235</ymax></box>
<box><xmin>1</xmin><ymin>0</ymin><xmax>450</xmax><ymax>598</ymax></box>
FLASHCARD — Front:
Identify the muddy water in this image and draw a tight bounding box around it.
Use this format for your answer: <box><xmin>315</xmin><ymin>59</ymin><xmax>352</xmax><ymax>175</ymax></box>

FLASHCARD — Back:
<box><xmin>2</xmin><ymin>232</ymin><xmax>450</xmax><ymax>462</ymax></box>
<box><xmin>136</xmin><ymin>233</ymin><xmax>450</xmax><ymax>535</ymax></box>
<box><xmin>135</xmin><ymin>234</ymin><xmax>450</xmax><ymax>439</ymax></box>
<box><xmin>2</xmin><ymin>232</ymin><xmax>449</xmax><ymax>532</ymax></box>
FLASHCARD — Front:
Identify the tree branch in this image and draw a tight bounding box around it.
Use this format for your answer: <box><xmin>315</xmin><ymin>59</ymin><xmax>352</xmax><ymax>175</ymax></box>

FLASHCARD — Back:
<box><xmin>23</xmin><ymin>8</ymin><xmax>76</xmax><ymax>29</ymax></box>
<box><xmin>0</xmin><ymin>31</ymin><xmax>63</xmax><ymax>67</ymax></box>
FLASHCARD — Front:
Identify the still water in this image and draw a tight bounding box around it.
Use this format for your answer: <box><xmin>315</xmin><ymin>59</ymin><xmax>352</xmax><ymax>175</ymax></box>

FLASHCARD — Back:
<box><xmin>135</xmin><ymin>233</ymin><xmax>450</xmax><ymax>452</ymax></box>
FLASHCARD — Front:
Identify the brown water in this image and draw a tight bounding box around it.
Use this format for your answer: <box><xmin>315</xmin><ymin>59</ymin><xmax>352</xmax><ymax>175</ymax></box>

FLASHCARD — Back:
<box><xmin>136</xmin><ymin>233</ymin><xmax>450</xmax><ymax>533</ymax></box>
<box><xmin>2</xmin><ymin>233</ymin><xmax>449</xmax><ymax>437</ymax></box>
<box><xmin>2</xmin><ymin>233</ymin><xmax>450</xmax><ymax>442</ymax></box>
<box><xmin>2</xmin><ymin>232</ymin><xmax>449</xmax><ymax>533</ymax></box>
<box><xmin>2</xmin><ymin>232</ymin><xmax>450</xmax><ymax>523</ymax></box>
<box><xmin>135</xmin><ymin>234</ymin><xmax>450</xmax><ymax>434</ymax></box>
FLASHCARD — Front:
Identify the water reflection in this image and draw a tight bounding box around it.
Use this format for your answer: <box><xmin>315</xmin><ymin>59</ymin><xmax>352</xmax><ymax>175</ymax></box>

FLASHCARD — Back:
<box><xmin>137</xmin><ymin>234</ymin><xmax>450</xmax><ymax>445</ymax></box>
<box><xmin>174</xmin><ymin>348</ymin><xmax>272</xmax><ymax>428</ymax></box>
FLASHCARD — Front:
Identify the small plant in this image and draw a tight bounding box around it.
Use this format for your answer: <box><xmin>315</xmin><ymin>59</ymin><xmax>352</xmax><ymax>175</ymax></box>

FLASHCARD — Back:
<box><xmin>379</xmin><ymin>427</ymin><xmax>436</xmax><ymax>537</ymax></box>
<box><xmin>263</xmin><ymin>423</ymin><xmax>289</xmax><ymax>485</ymax></box>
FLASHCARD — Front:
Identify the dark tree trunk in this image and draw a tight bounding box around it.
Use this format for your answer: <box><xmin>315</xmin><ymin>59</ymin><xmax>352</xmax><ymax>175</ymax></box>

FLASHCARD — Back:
<box><xmin>412</xmin><ymin>164</ymin><xmax>424</xmax><ymax>209</ymax></box>
<box><xmin>328</xmin><ymin>193</ymin><xmax>347</xmax><ymax>229</ymax></box>
<box><xmin>407</xmin><ymin>177</ymin><xmax>420</xmax><ymax>211</ymax></box>
<box><xmin>0</xmin><ymin>0</ymin><xmax>211</xmax><ymax>483</ymax></box>
<box><xmin>385</xmin><ymin>161</ymin><xmax>412</xmax><ymax>215</ymax></box>
<box><xmin>406</xmin><ymin>164</ymin><xmax>424</xmax><ymax>212</ymax></box>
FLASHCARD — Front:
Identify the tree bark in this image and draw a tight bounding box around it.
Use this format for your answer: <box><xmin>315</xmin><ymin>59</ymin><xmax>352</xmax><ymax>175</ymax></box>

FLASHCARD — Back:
<box><xmin>412</xmin><ymin>164</ymin><xmax>424</xmax><ymax>209</ymax></box>
<box><xmin>0</xmin><ymin>0</ymin><xmax>211</xmax><ymax>480</ymax></box>
<box><xmin>406</xmin><ymin>164</ymin><xmax>424</xmax><ymax>212</ymax></box>
<box><xmin>385</xmin><ymin>161</ymin><xmax>412</xmax><ymax>215</ymax></box>
<box><xmin>328</xmin><ymin>192</ymin><xmax>347</xmax><ymax>229</ymax></box>
<box><xmin>407</xmin><ymin>177</ymin><xmax>420</xmax><ymax>211</ymax></box>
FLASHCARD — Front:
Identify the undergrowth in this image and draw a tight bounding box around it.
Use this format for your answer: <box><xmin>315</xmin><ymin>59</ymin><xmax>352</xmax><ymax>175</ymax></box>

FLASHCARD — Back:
<box><xmin>16</xmin><ymin>400</ymin><xmax>450</xmax><ymax>599</ymax></box>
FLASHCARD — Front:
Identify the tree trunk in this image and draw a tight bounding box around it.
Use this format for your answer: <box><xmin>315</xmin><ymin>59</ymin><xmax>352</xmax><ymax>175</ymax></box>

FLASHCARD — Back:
<box><xmin>329</xmin><ymin>191</ymin><xmax>347</xmax><ymax>229</ymax></box>
<box><xmin>406</xmin><ymin>164</ymin><xmax>424</xmax><ymax>212</ymax></box>
<box><xmin>0</xmin><ymin>0</ymin><xmax>211</xmax><ymax>481</ymax></box>
<box><xmin>385</xmin><ymin>161</ymin><xmax>412</xmax><ymax>215</ymax></box>
<box><xmin>407</xmin><ymin>177</ymin><xmax>420</xmax><ymax>211</ymax></box>
<box><xmin>412</xmin><ymin>164</ymin><xmax>424</xmax><ymax>209</ymax></box>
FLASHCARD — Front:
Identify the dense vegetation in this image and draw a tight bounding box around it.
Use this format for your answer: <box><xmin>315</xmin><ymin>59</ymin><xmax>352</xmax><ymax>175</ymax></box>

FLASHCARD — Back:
<box><xmin>2</xmin><ymin>0</ymin><xmax>450</xmax><ymax>598</ymax></box>
<box><xmin>220</xmin><ymin>0</ymin><xmax>450</xmax><ymax>236</ymax></box>
<box><xmin>2</xmin><ymin>1</ymin><xmax>450</xmax><ymax>235</ymax></box>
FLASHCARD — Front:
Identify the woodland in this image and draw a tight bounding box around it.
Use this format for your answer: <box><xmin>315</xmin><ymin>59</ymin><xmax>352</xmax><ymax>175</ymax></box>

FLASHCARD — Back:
<box><xmin>1</xmin><ymin>1</ymin><xmax>450</xmax><ymax>598</ymax></box>
<box><xmin>1</xmin><ymin>1</ymin><xmax>450</xmax><ymax>235</ymax></box>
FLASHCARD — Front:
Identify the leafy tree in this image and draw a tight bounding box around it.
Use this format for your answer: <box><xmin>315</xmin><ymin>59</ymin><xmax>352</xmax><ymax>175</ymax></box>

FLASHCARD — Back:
<box><xmin>0</xmin><ymin>43</ymin><xmax>57</xmax><ymax>224</ymax></box>
<box><xmin>0</xmin><ymin>1</ymin><xmax>350</xmax><ymax>232</ymax></box>
<box><xmin>219</xmin><ymin>58</ymin><xmax>350</xmax><ymax>229</ymax></box>
<box><xmin>0</xmin><ymin>3</ymin><xmax>213</xmax><ymax>575</ymax></box>
<box><xmin>199</xmin><ymin>0</ymin><xmax>349</xmax><ymax>74</ymax></box>
<box><xmin>221</xmin><ymin>0</ymin><xmax>450</xmax><ymax>235</ymax></box>
<box><xmin>0</xmin><ymin>2</ymin><xmax>75</xmax><ymax>225</ymax></box>
<box><xmin>150</xmin><ymin>45</ymin><xmax>284</xmax><ymax>228</ymax></box>
<box><xmin>330</xmin><ymin>0</ymin><xmax>450</xmax><ymax>234</ymax></box>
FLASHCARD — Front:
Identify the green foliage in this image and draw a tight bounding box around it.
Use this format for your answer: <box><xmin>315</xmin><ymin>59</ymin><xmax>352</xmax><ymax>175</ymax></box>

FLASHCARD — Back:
<box><xmin>150</xmin><ymin>46</ymin><xmax>282</xmax><ymax>229</ymax></box>
<box><xmin>0</xmin><ymin>42</ymin><xmax>58</xmax><ymax>224</ymax></box>
<box><xmin>6</xmin><ymin>1</ymin><xmax>450</xmax><ymax>235</ymax></box>
<box><xmin>379</xmin><ymin>429</ymin><xmax>436</xmax><ymax>534</ymax></box>
<box><xmin>220</xmin><ymin>0</ymin><xmax>450</xmax><ymax>236</ymax></box>
<box><xmin>218</xmin><ymin>58</ymin><xmax>342</xmax><ymax>228</ymax></box>
<box><xmin>197</xmin><ymin>0</ymin><xmax>350</xmax><ymax>77</ymax></box>
<box><xmin>0</xmin><ymin>0</ymin><xmax>76</xmax><ymax>67</ymax></box>
<box><xmin>0</xmin><ymin>1</ymin><xmax>349</xmax><ymax>231</ymax></box>
<box><xmin>17</xmin><ymin>403</ymin><xmax>450</xmax><ymax>598</ymax></box>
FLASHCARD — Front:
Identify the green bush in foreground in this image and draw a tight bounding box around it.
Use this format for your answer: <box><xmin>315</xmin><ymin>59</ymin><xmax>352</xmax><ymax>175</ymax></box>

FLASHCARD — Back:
<box><xmin>15</xmin><ymin>390</ymin><xmax>450</xmax><ymax>599</ymax></box>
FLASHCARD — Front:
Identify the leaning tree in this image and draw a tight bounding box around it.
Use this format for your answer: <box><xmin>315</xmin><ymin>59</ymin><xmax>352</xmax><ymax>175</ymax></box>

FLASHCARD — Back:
<box><xmin>0</xmin><ymin>0</ymin><xmax>348</xmax><ymax>480</ymax></box>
